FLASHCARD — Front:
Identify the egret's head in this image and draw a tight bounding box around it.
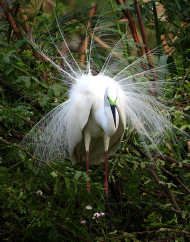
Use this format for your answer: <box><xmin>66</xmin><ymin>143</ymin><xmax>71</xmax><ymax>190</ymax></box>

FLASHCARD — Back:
<box><xmin>105</xmin><ymin>87</ymin><xmax>118</xmax><ymax>127</ymax></box>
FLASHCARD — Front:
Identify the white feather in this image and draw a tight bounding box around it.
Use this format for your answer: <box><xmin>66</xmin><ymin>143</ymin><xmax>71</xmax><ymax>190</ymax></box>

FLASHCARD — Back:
<box><xmin>23</xmin><ymin>15</ymin><xmax>178</xmax><ymax>164</ymax></box>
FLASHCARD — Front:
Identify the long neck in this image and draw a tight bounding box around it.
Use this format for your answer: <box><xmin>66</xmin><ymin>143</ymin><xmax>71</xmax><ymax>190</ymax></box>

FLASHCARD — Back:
<box><xmin>103</xmin><ymin>94</ymin><xmax>119</xmax><ymax>137</ymax></box>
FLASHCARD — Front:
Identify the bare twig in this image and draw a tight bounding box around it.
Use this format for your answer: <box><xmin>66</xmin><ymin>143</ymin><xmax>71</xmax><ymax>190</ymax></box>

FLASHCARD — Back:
<box><xmin>49</xmin><ymin>218</ymin><xmax>90</xmax><ymax>241</ymax></box>
<box><xmin>99</xmin><ymin>229</ymin><xmax>190</xmax><ymax>241</ymax></box>
<box><xmin>19</xmin><ymin>8</ymin><xmax>33</xmax><ymax>40</ymax></box>
<box><xmin>188</xmin><ymin>141</ymin><xmax>190</xmax><ymax>153</ymax></box>
<box><xmin>161</xmin><ymin>166</ymin><xmax>190</xmax><ymax>194</ymax></box>
<box><xmin>80</xmin><ymin>3</ymin><xmax>97</xmax><ymax>65</ymax></box>
<box><xmin>0</xmin><ymin>0</ymin><xmax>22</xmax><ymax>39</ymax></box>
<box><xmin>0</xmin><ymin>122</ymin><xmax>24</xmax><ymax>139</ymax></box>
<box><xmin>146</xmin><ymin>165</ymin><xmax>187</xmax><ymax>227</ymax></box>
<box><xmin>133</xmin><ymin>0</ymin><xmax>150</xmax><ymax>55</ymax></box>
<box><xmin>0</xmin><ymin>11</ymin><xmax>4</xmax><ymax>19</ymax></box>
<box><xmin>138</xmin><ymin>186</ymin><xmax>169</xmax><ymax>198</ymax></box>
<box><xmin>133</xmin><ymin>0</ymin><xmax>157</xmax><ymax>86</ymax></box>
<box><xmin>178</xmin><ymin>65</ymin><xmax>190</xmax><ymax>91</ymax></box>
<box><xmin>161</xmin><ymin>155</ymin><xmax>190</xmax><ymax>172</ymax></box>
<box><xmin>132</xmin><ymin>229</ymin><xmax>190</xmax><ymax>236</ymax></box>
<box><xmin>46</xmin><ymin>0</ymin><xmax>56</xmax><ymax>8</ymax></box>
<box><xmin>0</xmin><ymin>78</ymin><xmax>43</xmax><ymax>112</ymax></box>
<box><xmin>115</xmin><ymin>0</ymin><xmax>143</xmax><ymax>57</ymax></box>
<box><xmin>0</xmin><ymin>137</ymin><xmax>65</xmax><ymax>178</ymax></box>
<box><xmin>94</xmin><ymin>35</ymin><xmax>120</xmax><ymax>58</ymax></box>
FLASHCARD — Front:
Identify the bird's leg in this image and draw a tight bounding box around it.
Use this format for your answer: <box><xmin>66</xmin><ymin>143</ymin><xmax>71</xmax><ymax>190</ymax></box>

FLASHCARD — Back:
<box><xmin>103</xmin><ymin>135</ymin><xmax>113</xmax><ymax>231</ymax></box>
<box><xmin>84</xmin><ymin>132</ymin><xmax>91</xmax><ymax>193</ymax></box>
<box><xmin>86</xmin><ymin>150</ymin><xmax>90</xmax><ymax>193</ymax></box>
<box><xmin>104</xmin><ymin>150</ymin><xmax>108</xmax><ymax>196</ymax></box>
<box><xmin>104</xmin><ymin>135</ymin><xmax>110</xmax><ymax>196</ymax></box>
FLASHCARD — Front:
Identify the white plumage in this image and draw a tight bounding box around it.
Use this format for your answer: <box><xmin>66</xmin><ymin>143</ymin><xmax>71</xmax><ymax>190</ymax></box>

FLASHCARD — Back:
<box><xmin>70</xmin><ymin>74</ymin><xmax>126</xmax><ymax>165</ymax></box>
<box><xmin>23</xmin><ymin>15</ymin><xmax>175</xmax><ymax>188</ymax></box>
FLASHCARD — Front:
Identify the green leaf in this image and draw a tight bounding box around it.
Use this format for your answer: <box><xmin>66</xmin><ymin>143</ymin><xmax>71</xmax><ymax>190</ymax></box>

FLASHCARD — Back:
<box><xmin>51</xmin><ymin>171</ymin><xmax>58</xmax><ymax>178</ymax></box>
<box><xmin>74</xmin><ymin>171</ymin><xmax>82</xmax><ymax>180</ymax></box>
<box><xmin>16</xmin><ymin>76</ymin><xmax>31</xmax><ymax>88</ymax></box>
<box><xmin>184</xmin><ymin>106</ymin><xmax>190</xmax><ymax>111</ymax></box>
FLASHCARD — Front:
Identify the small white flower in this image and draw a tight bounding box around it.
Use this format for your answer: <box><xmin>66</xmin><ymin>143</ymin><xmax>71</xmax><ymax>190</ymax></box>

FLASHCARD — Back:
<box><xmin>54</xmin><ymin>99</ymin><xmax>58</xmax><ymax>103</ymax></box>
<box><xmin>85</xmin><ymin>205</ymin><xmax>92</xmax><ymax>210</ymax></box>
<box><xmin>36</xmin><ymin>190</ymin><xmax>43</xmax><ymax>196</ymax></box>
<box><xmin>100</xmin><ymin>212</ymin><xmax>105</xmax><ymax>217</ymax></box>
<box><xmin>93</xmin><ymin>212</ymin><xmax>105</xmax><ymax>219</ymax></box>
<box><xmin>81</xmin><ymin>220</ymin><xmax>86</xmax><ymax>224</ymax></box>
<box><xmin>93</xmin><ymin>213</ymin><xmax>99</xmax><ymax>218</ymax></box>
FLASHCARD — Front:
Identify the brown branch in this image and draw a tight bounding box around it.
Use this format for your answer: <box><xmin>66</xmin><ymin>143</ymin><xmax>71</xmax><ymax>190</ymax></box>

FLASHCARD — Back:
<box><xmin>0</xmin><ymin>137</ymin><xmax>64</xmax><ymax>178</ymax></box>
<box><xmin>80</xmin><ymin>3</ymin><xmax>97</xmax><ymax>65</ymax></box>
<box><xmin>132</xmin><ymin>229</ymin><xmax>190</xmax><ymax>236</ymax></box>
<box><xmin>1</xmin><ymin>3</ymin><xmax>47</xmax><ymax>82</ymax></box>
<box><xmin>19</xmin><ymin>8</ymin><xmax>33</xmax><ymax>40</ymax></box>
<box><xmin>49</xmin><ymin>218</ymin><xmax>90</xmax><ymax>241</ymax></box>
<box><xmin>115</xmin><ymin>0</ymin><xmax>143</xmax><ymax>57</ymax></box>
<box><xmin>133</xmin><ymin>0</ymin><xmax>151</xmax><ymax>58</ymax></box>
<box><xmin>132</xmin><ymin>144</ymin><xmax>190</xmax><ymax>172</ymax></box>
<box><xmin>101</xmin><ymin>229</ymin><xmax>190</xmax><ymax>241</ymax></box>
<box><xmin>0</xmin><ymin>10</ymin><xmax>4</xmax><ymax>19</ymax></box>
<box><xmin>13</xmin><ymin>6</ymin><xmax>48</xmax><ymax>82</ymax></box>
<box><xmin>0</xmin><ymin>78</ymin><xmax>43</xmax><ymax>112</ymax></box>
<box><xmin>18</xmin><ymin>8</ymin><xmax>48</xmax><ymax>82</ymax></box>
<box><xmin>133</xmin><ymin>0</ymin><xmax>157</xmax><ymax>86</ymax></box>
<box><xmin>146</xmin><ymin>166</ymin><xmax>180</xmax><ymax>211</ymax></box>
<box><xmin>145</xmin><ymin>185</ymin><xmax>167</xmax><ymax>196</ymax></box>
<box><xmin>146</xmin><ymin>165</ymin><xmax>187</xmax><ymax>227</ymax></box>
<box><xmin>161</xmin><ymin>100</ymin><xmax>187</xmax><ymax>106</ymax></box>
<box><xmin>115</xmin><ymin>0</ymin><xmax>158</xmax><ymax>96</ymax></box>
<box><xmin>0</xmin><ymin>122</ymin><xmax>24</xmax><ymax>139</ymax></box>
<box><xmin>0</xmin><ymin>0</ymin><xmax>22</xmax><ymax>39</ymax></box>
<box><xmin>46</xmin><ymin>0</ymin><xmax>56</xmax><ymax>8</ymax></box>
<box><xmin>161</xmin><ymin>155</ymin><xmax>190</xmax><ymax>172</ymax></box>
<box><xmin>161</xmin><ymin>166</ymin><xmax>190</xmax><ymax>194</ymax></box>
<box><xmin>94</xmin><ymin>36</ymin><xmax>120</xmax><ymax>58</ymax></box>
<box><xmin>138</xmin><ymin>186</ymin><xmax>168</xmax><ymax>198</ymax></box>
<box><xmin>110</xmin><ymin>201</ymin><xmax>189</xmax><ymax>215</ymax></box>
<box><xmin>1</xmin><ymin>106</ymin><xmax>34</xmax><ymax>126</ymax></box>
<box><xmin>188</xmin><ymin>141</ymin><xmax>190</xmax><ymax>153</ymax></box>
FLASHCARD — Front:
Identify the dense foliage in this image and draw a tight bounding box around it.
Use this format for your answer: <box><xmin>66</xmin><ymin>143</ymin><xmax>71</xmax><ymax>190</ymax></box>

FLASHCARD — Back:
<box><xmin>0</xmin><ymin>0</ymin><xmax>190</xmax><ymax>241</ymax></box>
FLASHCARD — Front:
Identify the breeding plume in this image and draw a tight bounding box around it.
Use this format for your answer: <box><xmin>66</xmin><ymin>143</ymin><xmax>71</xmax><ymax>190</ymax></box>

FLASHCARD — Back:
<box><xmin>24</xmin><ymin>15</ymin><xmax>174</xmax><ymax>195</ymax></box>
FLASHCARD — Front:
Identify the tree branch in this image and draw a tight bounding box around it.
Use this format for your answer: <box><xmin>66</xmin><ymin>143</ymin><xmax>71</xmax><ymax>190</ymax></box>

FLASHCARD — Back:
<box><xmin>0</xmin><ymin>137</ymin><xmax>64</xmax><ymax>178</ymax></box>
<box><xmin>161</xmin><ymin>166</ymin><xmax>190</xmax><ymax>194</ymax></box>
<box><xmin>161</xmin><ymin>155</ymin><xmax>190</xmax><ymax>172</ymax></box>
<box><xmin>146</xmin><ymin>165</ymin><xmax>187</xmax><ymax>227</ymax></box>
<box><xmin>115</xmin><ymin>0</ymin><xmax>143</xmax><ymax>57</ymax></box>
<box><xmin>0</xmin><ymin>78</ymin><xmax>43</xmax><ymax>112</ymax></box>
<box><xmin>0</xmin><ymin>0</ymin><xmax>22</xmax><ymax>39</ymax></box>
<box><xmin>133</xmin><ymin>0</ymin><xmax>157</xmax><ymax>86</ymax></box>
<box><xmin>80</xmin><ymin>3</ymin><xmax>97</xmax><ymax>65</ymax></box>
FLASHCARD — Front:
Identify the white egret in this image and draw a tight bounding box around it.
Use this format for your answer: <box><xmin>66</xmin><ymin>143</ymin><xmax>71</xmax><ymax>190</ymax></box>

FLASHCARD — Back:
<box><xmin>23</xmin><ymin>16</ymin><xmax>175</xmax><ymax>196</ymax></box>
<box><xmin>69</xmin><ymin>74</ymin><xmax>127</xmax><ymax>194</ymax></box>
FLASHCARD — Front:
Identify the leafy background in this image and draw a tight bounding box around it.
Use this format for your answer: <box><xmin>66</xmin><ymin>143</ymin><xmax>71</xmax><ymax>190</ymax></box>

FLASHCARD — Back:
<box><xmin>0</xmin><ymin>0</ymin><xmax>190</xmax><ymax>241</ymax></box>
